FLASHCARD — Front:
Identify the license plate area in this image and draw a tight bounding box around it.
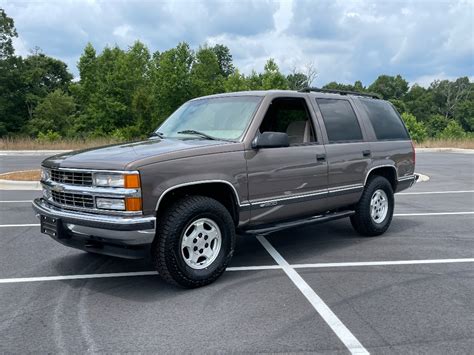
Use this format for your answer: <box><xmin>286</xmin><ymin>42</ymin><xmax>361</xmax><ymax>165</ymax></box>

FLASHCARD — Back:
<box><xmin>40</xmin><ymin>215</ymin><xmax>67</xmax><ymax>239</ymax></box>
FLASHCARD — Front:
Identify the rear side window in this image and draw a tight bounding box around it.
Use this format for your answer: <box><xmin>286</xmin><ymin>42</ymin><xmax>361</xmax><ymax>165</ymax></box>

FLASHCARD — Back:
<box><xmin>359</xmin><ymin>99</ymin><xmax>409</xmax><ymax>140</ymax></box>
<box><xmin>316</xmin><ymin>99</ymin><xmax>363</xmax><ymax>143</ymax></box>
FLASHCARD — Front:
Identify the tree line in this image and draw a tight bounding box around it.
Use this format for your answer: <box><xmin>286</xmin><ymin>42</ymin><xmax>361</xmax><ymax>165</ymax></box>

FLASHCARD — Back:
<box><xmin>1</xmin><ymin>8</ymin><xmax>472</xmax><ymax>142</ymax></box>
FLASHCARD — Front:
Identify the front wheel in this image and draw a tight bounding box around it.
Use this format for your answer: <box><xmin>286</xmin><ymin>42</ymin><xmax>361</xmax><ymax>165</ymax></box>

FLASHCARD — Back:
<box><xmin>350</xmin><ymin>176</ymin><xmax>394</xmax><ymax>236</ymax></box>
<box><xmin>152</xmin><ymin>195</ymin><xmax>236</xmax><ymax>288</ymax></box>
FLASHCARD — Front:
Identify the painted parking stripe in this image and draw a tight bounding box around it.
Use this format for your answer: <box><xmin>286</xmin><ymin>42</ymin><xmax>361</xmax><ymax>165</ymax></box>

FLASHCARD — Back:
<box><xmin>0</xmin><ymin>224</ymin><xmax>40</xmax><ymax>228</ymax></box>
<box><xmin>257</xmin><ymin>235</ymin><xmax>369</xmax><ymax>355</ymax></box>
<box><xmin>394</xmin><ymin>212</ymin><xmax>474</xmax><ymax>216</ymax></box>
<box><xmin>1</xmin><ymin>258</ymin><xmax>473</xmax><ymax>285</ymax></box>
<box><xmin>1</xmin><ymin>211</ymin><xmax>473</xmax><ymax>229</ymax></box>
<box><xmin>292</xmin><ymin>258</ymin><xmax>474</xmax><ymax>269</ymax></box>
<box><xmin>0</xmin><ymin>271</ymin><xmax>158</xmax><ymax>284</ymax></box>
<box><xmin>0</xmin><ymin>266</ymin><xmax>281</xmax><ymax>284</ymax></box>
<box><xmin>0</xmin><ymin>200</ymin><xmax>33</xmax><ymax>203</ymax></box>
<box><xmin>398</xmin><ymin>190</ymin><xmax>474</xmax><ymax>195</ymax></box>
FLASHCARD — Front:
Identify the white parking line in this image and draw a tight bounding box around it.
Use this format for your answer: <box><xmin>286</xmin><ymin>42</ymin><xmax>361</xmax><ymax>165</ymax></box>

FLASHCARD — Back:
<box><xmin>0</xmin><ymin>200</ymin><xmax>32</xmax><ymax>203</ymax></box>
<box><xmin>394</xmin><ymin>212</ymin><xmax>474</xmax><ymax>216</ymax></box>
<box><xmin>2</xmin><ymin>258</ymin><xmax>473</xmax><ymax>285</ymax></box>
<box><xmin>292</xmin><ymin>258</ymin><xmax>474</xmax><ymax>269</ymax></box>
<box><xmin>0</xmin><ymin>224</ymin><xmax>40</xmax><ymax>228</ymax></box>
<box><xmin>257</xmin><ymin>235</ymin><xmax>369</xmax><ymax>355</ymax></box>
<box><xmin>1</xmin><ymin>211</ymin><xmax>473</xmax><ymax>229</ymax></box>
<box><xmin>0</xmin><ymin>271</ymin><xmax>158</xmax><ymax>284</ymax></box>
<box><xmin>398</xmin><ymin>190</ymin><xmax>474</xmax><ymax>195</ymax></box>
<box><xmin>0</xmin><ymin>266</ymin><xmax>281</xmax><ymax>284</ymax></box>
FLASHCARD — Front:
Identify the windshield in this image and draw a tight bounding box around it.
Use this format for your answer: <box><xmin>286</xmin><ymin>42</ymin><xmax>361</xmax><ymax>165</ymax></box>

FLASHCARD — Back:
<box><xmin>156</xmin><ymin>96</ymin><xmax>262</xmax><ymax>141</ymax></box>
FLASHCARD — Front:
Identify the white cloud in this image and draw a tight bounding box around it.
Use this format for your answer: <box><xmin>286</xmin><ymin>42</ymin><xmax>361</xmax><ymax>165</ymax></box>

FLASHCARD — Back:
<box><xmin>113</xmin><ymin>25</ymin><xmax>132</xmax><ymax>39</ymax></box>
<box><xmin>1</xmin><ymin>0</ymin><xmax>472</xmax><ymax>86</ymax></box>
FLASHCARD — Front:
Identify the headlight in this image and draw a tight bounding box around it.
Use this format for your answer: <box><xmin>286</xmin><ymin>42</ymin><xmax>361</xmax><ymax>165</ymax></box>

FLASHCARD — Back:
<box><xmin>93</xmin><ymin>173</ymin><xmax>124</xmax><ymax>187</ymax></box>
<box><xmin>41</xmin><ymin>167</ymin><xmax>50</xmax><ymax>181</ymax></box>
<box><xmin>96</xmin><ymin>197</ymin><xmax>126</xmax><ymax>211</ymax></box>
<box><xmin>93</xmin><ymin>172</ymin><xmax>140</xmax><ymax>188</ymax></box>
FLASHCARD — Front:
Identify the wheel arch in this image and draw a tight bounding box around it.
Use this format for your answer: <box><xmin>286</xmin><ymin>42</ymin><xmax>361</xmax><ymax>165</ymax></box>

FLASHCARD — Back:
<box><xmin>364</xmin><ymin>165</ymin><xmax>398</xmax><ymax>191</ymax></box>
<box><xmin>155</xmin><ymin>180</ymin><xmax>241</xmax><ymax>226</ymax></box>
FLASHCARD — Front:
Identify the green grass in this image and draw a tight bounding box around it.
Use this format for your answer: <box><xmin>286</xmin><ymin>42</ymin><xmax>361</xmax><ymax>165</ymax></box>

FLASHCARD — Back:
<box><xmin>1</xmin><ymin>136</ymin><xmax>473</xmax><ymax>150</ymax></box>
<box><xmin>0</xmin><ymin>137</ymin><xmax>123</xmax><ymax>150</ymax></box>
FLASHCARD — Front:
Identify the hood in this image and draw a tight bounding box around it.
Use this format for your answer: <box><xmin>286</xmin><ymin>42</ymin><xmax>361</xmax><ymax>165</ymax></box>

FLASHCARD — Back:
<box><xmin>42</xmin><ymin>138</ymin><xmax>240</xmax><ymax>170</ymax></box>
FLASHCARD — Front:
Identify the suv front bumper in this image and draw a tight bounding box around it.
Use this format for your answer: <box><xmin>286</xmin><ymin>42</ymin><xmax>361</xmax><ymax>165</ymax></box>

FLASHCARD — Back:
<box><xmin>32</xmin><ymin>198</ymin><xmax>156</xmax><ymax>259</ymax></box>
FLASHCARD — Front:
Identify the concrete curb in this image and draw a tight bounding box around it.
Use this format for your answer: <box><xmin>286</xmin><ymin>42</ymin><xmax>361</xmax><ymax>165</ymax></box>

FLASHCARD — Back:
<box><xmin>0</xmin><ymin>150</ymin><xmax>71</xmax><ymax>156</ymax></box>
<box><xmin>416</xmin><ymin>148</ymin><xmax>474</xmax><ymax>154</ymax></box>
<box><xmin>415</xmin><ymin>173</ymin><xmax>430</xmax><ymax>182</ymax></box>
<box><xmin>0</xmin><ymin>179</ymin><xmax>41</xmax><ymax>190</ymax></box>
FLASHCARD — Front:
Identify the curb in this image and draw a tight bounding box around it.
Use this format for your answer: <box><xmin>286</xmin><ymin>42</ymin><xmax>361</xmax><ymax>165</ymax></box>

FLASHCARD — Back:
<box><xmin>0</xmin><ymin>179</ymin><xmax>41</xmax><ymax>190</ymax></box>
<box><xmin>415</xmin><ymin>148</ymin><xmax>474</xmax><ymax>154</ymax></box>
<box><xmin>415</xmin><ymin>173</ymin><xmax>430</xmax><ymax>182</ymax></box>
<box><xmin>0</xmin><ymin>150</ymin><xmax>71</xmax><ymax>156</ymax></box>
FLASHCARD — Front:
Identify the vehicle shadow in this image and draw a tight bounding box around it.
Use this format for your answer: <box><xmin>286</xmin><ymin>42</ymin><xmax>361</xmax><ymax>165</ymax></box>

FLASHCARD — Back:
<box><xmin>50</xmin><ymin>249</ymin><xmax>284</xmax><ymax>302</ymax></box>
<box><xmin>49</xmin><ymin>217</ymin><xmax>421</xmax><ymax>299</ymax></box>
<box><xmin>263</xmin><ymin>217</ymin><xmax>422</xmax><ymax>261</ymax></box>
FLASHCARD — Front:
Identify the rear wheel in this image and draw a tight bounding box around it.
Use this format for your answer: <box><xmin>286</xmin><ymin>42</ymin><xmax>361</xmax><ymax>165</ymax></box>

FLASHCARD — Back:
<box><xmin>350</xmin><ymin>176</ymin><xmax>394</xmax><ymax>236</ymax></box>
<box><xmin>152</xmin><ymin>195</ymin><xmax>236</xmax><ymax>288</ymax></box>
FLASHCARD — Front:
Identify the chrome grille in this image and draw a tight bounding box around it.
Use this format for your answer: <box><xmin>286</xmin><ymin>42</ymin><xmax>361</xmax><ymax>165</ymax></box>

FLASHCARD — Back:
<box><xmin>50</xmin><ymin>169</ymin><xmax>93</xmax><ymax>186</ymax></box>
<box><xmin>51</xmin><ymin>190</ymin><xmax>94</xmax><ymax>209</ymax></box>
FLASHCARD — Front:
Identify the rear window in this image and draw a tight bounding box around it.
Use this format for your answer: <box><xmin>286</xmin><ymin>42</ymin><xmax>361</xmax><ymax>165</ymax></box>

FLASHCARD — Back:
<box><xmin>359</xmin><ymin>99</ymin><xmax>409</xmax><ymax>140</ymax></box>
<box><xmin>316</xmin><ymin>99</ymin><xmax>363</xmax><ymax>143</ymax></box>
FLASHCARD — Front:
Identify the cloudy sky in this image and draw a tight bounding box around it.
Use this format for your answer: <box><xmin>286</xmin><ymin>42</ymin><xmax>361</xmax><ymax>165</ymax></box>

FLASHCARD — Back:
<box><xmin>2</xmin><ymin>0</ymin><xmax>473</xmax><ymax>86</ymax></box>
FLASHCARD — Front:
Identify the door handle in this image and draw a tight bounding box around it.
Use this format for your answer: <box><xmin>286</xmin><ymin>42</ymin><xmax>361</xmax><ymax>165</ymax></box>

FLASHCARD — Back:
<box><xmin>316</xmin><ymin>154</ymin><xmax>326</xmax><ymax>161</ymax></box>
<box><xmin>362</xmin><ymin>150</ymin><xmax>371</xmax><ymax>157</ymax></box>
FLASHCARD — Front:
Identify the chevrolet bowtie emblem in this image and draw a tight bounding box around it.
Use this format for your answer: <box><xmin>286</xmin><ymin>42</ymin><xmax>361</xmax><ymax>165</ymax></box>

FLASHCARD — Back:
<box><xmin>52</xmin><ymin>185</ymin><xmax>65</xmax><ymax>192</ymax></box>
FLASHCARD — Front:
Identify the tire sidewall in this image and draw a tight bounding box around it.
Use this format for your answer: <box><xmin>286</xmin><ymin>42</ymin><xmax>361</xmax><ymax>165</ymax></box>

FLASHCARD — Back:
<box><xmin>171</xmin><ymin>206</ymin><xmax>233</xmax><ymax>282</ymax></box>
<box><xmin>365</xmin><ymin>178</ymin><xmax>394</xmax><ymax>232</ymax></box>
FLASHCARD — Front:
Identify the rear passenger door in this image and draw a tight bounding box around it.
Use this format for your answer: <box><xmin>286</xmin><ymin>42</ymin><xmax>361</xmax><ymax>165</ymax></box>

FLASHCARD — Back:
<box><xmin>312</xmin><ymin>98</ymin><xmax>371</xmax><ymax>209</ymax></box>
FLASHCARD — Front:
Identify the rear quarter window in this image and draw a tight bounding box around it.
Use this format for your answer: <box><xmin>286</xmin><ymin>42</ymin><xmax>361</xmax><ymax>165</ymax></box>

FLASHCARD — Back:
<box><xmin>359</xmin><ymin>98</ymin><xmax>409</xmax><ymax>140</ymax></box>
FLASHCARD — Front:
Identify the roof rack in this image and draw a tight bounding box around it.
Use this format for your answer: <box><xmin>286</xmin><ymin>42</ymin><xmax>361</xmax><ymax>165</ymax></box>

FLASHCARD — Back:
<box><xmin>299</xmin><ymin>87</ymin><xmax>381</xmax><ymax>99</ymax></box>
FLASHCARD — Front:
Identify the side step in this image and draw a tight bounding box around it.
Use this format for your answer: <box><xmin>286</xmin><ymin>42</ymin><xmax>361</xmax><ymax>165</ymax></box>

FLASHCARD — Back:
<box><xmin>239</xmin><ymin>210</ymin><xmax>355</xmax><ymax>236</ymax></box>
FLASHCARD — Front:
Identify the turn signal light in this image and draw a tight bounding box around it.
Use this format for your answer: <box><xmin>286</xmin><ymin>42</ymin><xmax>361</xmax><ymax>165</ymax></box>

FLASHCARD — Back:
<box><xmin>124</xmin><ymin>174</ymin><xmax>141</xmax><ymax>188</ymax></box>
<box><xmin>125</xmin><ymin>197</ymin><xmax>142</xmax><ymax>211</ymax></box>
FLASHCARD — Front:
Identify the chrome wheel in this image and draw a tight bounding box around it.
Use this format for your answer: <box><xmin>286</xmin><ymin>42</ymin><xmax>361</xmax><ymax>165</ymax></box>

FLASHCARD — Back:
<box><xmin>180</xmin><ymin>218</ymin><xmax>222</xmax><ymax>270</ymax></box>
<box><xmin>370</xmin><ymin>189</ymin><xmax>388</xmax><ymax>224</ymax></box>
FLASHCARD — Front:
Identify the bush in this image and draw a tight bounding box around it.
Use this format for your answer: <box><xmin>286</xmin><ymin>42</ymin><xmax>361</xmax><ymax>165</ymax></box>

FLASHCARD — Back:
<box><xmin>401</xmin><ymin>112</ymin><xmax>427</xmax><ymax>142</ymax></box>
<box><xmin>29</xmin><ymin>89</ymin><xmax>76</xmax><ymax>137</ymax></box>
<box><xmin>111</xmin><ymin>126</ymin><xmax>144</xmax><ymax>141</ymax></box>
<box><xmin>426</xmin><ymin>114</ymin><xmax>449</xmax><ymax>137</ymax></box>
<box><xmin>37</xmin><ymin>130</ymin><xmax>62</xmax><ymax>142</ymax></box>
<box><xmin>437</xmin><ymin>121</ymin><xmax>467</xmax><ymax>140</ymax></box>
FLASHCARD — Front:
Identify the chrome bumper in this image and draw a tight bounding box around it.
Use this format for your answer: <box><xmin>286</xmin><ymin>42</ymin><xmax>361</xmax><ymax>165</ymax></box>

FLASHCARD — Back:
<box><xmin>32</xmin><ymin>198</ymin><xmax>156</xmax><ymax>258</ymax></box>
<box><xmin>32</xmin><ymin>198</ymin><xmax>155</xmax><ymax>231</ymax></box>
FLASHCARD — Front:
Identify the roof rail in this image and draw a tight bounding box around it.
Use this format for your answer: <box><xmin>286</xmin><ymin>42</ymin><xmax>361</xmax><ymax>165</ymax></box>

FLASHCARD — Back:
<box><xmin>299</xmin><ymin>87</ymin><xmax>381</xmax><ymax>99</ymax></box>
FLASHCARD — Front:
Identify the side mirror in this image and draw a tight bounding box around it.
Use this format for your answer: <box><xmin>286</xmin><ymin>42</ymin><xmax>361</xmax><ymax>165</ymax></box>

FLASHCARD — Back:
<box><xmin>252</xmin><ymin>131</ymin><xmax>289</xmax><ymax>149</ymax></box>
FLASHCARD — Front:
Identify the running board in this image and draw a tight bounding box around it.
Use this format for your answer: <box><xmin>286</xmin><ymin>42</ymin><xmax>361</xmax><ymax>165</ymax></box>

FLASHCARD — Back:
<box><xmin>239</xmin><ymin>210</ymin><xmax>355</xmax><ymax>236</ymax></box>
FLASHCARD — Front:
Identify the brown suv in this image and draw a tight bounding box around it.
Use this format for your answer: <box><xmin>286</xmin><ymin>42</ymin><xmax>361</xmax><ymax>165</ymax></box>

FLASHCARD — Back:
<box><xmin>33</xmin><ymin>88</ymin><xmax>416</xmax><ymax>287</ymax></box>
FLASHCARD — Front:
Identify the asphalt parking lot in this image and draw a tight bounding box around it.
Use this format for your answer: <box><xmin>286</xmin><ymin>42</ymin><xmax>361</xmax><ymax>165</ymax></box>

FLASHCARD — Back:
<box><xmin>0</xmin><ymin>151</ymin><xmax>473</xmax><ymax>354</ymax></box>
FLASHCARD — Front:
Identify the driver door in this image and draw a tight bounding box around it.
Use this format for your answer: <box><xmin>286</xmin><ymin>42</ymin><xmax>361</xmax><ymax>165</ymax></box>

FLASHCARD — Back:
<box><xmin>245</xmin><ymin>97</ymin><xmax>328</xmax><ymax>225</ymax></box>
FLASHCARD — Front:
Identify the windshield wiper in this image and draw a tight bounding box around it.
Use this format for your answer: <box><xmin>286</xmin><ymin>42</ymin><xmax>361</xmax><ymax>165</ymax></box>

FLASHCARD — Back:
<box><xmin>149</xmin><ymin>131</ymin><xmax>164</xmax><ymax>138</ymax></box>
<box><xmin>177</xmin><ymin>130</ymin><xmax>234</xmax><ymax>142</ymax></box>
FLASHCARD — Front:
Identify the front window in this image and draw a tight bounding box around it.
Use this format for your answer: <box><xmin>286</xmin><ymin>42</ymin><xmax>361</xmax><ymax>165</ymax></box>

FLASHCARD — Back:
<box><xmin>157</xmin><ymin>96</ymin><xmax>262</xmax><ymax>141</ymax></box>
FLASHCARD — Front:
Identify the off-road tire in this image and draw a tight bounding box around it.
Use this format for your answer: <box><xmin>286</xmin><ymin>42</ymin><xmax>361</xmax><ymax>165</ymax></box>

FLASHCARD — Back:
<box><xmin>350</xmin><ymin>176</ymin><xmax>394</xmax><ymax>236</ymax></box>
<box><xmin>152</xmin><ymin>195</ymin><xmax>236</xmax><ymax>288</ymax></box>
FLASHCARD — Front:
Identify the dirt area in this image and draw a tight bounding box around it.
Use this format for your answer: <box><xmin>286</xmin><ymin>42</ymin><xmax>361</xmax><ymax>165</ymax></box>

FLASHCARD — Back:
<box><xmin>0</xmin><ymin>169</ymin><xmax>41</xmax><ymax>181</ymax></box>
<box><xmin>415</xmin><ymin>138</ymin><xmax>474</xmax><ymax>149</ymax></box>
